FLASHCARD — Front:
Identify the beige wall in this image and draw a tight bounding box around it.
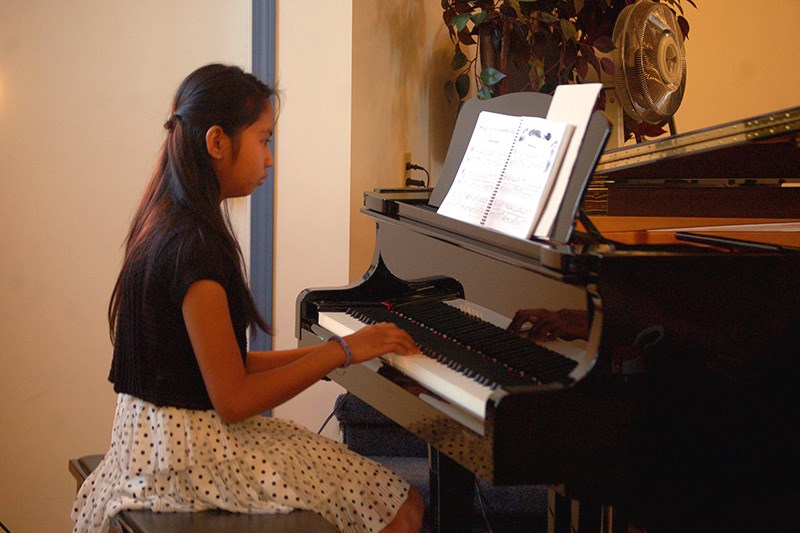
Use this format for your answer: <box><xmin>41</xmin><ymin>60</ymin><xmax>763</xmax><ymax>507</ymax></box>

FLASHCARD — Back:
<box><xmin>349</xmin><ymin>0</ymin><xmax>460</xmax><ymax>280</ymax></box>
<box><xmin>0</xmin><ymin>0</ymin><xmax>798</xmax><ymax>531</ymax></box>
<box><xmin>675</xmin><ymin>1</ymin><xmax>800</xmax><ymax>133</ymax></box>
<box><xmin>269</xmin><ymin>2</ymin><xmax>354</xmax><ymax>436</ymax></box>
<box><xmin>0</xmin><ymin>2</ymin><xmax>252</xmax><ymax>531</ymax></box>
<box><xmin>271</xmin><ymin>0</ymin><xmax>458</xmax><ymax>437</ymax></box>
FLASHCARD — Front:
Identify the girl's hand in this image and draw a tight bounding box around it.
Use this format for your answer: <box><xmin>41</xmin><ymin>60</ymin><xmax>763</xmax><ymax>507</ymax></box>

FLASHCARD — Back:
<box><xmin>341</xmin><ymin>322</ymin><xmax>419</xmax><ymax>364</ymax></box>
<box><xmin>507</xmin><ymin>308</ymin><xmax>590</xmax><ymax>341</ymax></box>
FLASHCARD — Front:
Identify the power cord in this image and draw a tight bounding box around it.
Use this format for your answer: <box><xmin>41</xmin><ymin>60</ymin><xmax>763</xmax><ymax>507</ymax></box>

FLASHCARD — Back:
<box><xmin>405</xmin><ymin>163</ymin><xmax>430</xmax><ymax>188</ymax></box>
<box><xmin>474</xmin><ymin>479</ymin><xmax>495</xmax><ymax>533</ymax></box>
<box><xmin>317</xmin><ymin>392</ymin><xmax>350</xmax><ymax>434</ymax></box>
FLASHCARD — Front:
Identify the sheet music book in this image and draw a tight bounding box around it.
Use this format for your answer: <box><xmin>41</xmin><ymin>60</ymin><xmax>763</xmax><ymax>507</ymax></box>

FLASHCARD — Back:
<box><xmin>436</xmin><ymin>111</ymin><xmax>575</xmax><ymax>239</ymax></box>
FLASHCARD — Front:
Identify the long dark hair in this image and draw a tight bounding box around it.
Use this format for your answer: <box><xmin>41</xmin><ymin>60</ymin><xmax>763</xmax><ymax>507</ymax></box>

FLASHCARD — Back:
<box><xmin>109</xmin><ymin>64</ymin><xmax>273</xmax><ymax>343</ymax></box>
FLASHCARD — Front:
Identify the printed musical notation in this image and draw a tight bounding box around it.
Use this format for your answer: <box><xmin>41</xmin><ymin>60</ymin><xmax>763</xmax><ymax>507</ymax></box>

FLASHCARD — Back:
<box><xmin>437</xmin><ymin>111</ymin><xmax>574</xmax><ymax>239</ymax></box>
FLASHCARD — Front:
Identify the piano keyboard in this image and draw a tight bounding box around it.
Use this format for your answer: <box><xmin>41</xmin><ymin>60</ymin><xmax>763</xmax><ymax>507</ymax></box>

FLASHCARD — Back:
<box><xmin>318</xmin><ymin>299</ymin><xmax>582</xmax><ymax>422</ymax></box>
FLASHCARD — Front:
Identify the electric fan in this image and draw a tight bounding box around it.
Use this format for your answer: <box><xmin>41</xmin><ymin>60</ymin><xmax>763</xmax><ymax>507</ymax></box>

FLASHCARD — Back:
<box><xmin>606</xmin><ymin>0</ymin><xmax>687</xmax><ymax>147</ymax></box>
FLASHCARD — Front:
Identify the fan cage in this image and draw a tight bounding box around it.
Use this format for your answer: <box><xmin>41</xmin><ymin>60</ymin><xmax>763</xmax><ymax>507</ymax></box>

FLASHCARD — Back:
<box><xmin>612</xmin><ymin>0</ymin><xmax>686</xmax><ymax>124</ymax></box>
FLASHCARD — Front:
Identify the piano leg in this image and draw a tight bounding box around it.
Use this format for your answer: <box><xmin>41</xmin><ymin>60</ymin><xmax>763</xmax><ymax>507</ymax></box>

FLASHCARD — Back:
<box><xmin>548</xmin><ymin>489</ymin><xmax>619</xmax><ymax>533</ymax></box>
<box><xmin>548</xmin><ymin>489</ymin><xmax>571</xmax><ymax>533</ymax></box>
<box><xmin>429</xmin><ymin>447</ymin><xmax>475</xmax><ymax>532</ymax></box>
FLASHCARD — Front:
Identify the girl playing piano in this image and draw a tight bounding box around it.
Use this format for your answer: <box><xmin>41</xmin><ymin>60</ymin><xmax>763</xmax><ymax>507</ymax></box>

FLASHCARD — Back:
<box><xmin>71</xmin><ymin>63</ymin><xmax>423</xmax><ymax>533</ymax></box>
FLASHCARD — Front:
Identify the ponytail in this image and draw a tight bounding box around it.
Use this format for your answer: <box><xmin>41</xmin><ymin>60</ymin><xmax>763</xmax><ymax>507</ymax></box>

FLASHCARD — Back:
<box><xmin>110</xmin><ymin>64</ymin><xmax>274</xmax><ymax>343</ymax></box>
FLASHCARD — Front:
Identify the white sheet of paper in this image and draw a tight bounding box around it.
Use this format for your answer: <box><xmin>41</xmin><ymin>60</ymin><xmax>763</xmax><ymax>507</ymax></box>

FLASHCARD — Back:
<box><xmin>533</xmin><ymin>83</ymin><xmax>602</xmax><ymax>239</ymax></box>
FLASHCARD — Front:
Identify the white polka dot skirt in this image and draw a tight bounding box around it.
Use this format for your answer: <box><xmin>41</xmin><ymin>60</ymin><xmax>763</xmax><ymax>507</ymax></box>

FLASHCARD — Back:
<box><xmin>71</xmin><ymin>394</ymin><xmax>410</xmax><ymax>532</ymax></box>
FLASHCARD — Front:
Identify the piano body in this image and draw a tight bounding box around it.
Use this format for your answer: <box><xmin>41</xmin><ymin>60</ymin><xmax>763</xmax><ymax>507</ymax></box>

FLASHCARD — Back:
<box><xmin>296</xmin><ymin>95</ymin><xmax>800</xmax><ymax>531</ymax></box>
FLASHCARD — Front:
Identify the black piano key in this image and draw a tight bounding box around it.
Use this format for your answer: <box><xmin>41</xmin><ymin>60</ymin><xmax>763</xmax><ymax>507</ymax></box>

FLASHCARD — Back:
<box><xmin>346</xmin><ymin>300</ymin><xmax>578</xmax><ymax>387</ymax></box>
<box><xmin>348</xmin><ymin>307</ymin><xmax>530</xmax><ymax>388</ymax></box>
<box><xmin>399</xmin><ymin>301</ymin><xmax>578</xmax><ymax>380</ymax></box>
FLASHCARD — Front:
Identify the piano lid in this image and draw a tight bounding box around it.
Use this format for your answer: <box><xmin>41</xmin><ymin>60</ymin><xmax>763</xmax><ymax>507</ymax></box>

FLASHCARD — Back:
<box><xmin>594</xmin><ymin>105</ymin><xmax>800</xmax><ymax>180</ymax></box>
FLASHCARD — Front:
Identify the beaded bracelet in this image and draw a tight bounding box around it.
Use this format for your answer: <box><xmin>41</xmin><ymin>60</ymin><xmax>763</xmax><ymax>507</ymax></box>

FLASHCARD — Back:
<box><xmin>330</xmin><ymin>335</ymin><xmax>352</xmax><ymax>368</ymax></box>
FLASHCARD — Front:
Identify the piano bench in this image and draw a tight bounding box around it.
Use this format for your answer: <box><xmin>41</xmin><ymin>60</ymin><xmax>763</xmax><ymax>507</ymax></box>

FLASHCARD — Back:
<box><xmin>68</xmin><ymin>454</ymin><xmax>338</xmax><ymax>532</ymax></box>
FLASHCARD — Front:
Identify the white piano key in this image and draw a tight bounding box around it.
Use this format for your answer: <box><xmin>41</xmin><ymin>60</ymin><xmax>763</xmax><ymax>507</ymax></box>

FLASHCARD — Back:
<box><xmin>318</xmin><ymin>311</ymin><xmax>493</xmax><ymax>421</ymax></box>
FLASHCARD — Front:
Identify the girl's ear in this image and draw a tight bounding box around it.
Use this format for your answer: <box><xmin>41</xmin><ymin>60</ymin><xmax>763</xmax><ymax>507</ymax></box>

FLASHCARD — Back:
<box><xmin>205</xmin><ymin>125</ymin><xmax>227</xmax><ymax>160</ymax></box>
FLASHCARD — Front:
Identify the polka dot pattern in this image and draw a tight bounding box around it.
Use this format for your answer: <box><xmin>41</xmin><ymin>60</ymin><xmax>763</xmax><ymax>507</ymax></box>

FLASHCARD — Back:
<box><xmin>71</xmin><ymin>394</ymin><xmax>410</xmax><ymax>532</ymax></box>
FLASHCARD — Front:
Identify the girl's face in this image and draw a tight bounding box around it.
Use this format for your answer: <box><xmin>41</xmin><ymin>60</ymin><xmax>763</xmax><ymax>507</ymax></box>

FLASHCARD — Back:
<box><xmin>214</xmin><ymin>102</ymin><xmax>275</xmax><ymax>200</ymax></box>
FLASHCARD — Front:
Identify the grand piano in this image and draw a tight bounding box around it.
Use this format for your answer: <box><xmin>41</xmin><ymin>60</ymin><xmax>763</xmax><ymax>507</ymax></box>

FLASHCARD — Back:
<box><xmin>296</xmin><ymin>94</ymin><xmax>800</xmax><ymax>531</ymax></box>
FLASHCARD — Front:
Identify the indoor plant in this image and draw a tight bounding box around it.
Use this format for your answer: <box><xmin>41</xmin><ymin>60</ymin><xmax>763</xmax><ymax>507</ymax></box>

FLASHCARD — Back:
<box><xmin>442</xmin><ymin>0</ymin><xmax>696</xmax><ymax>138</ymax></box>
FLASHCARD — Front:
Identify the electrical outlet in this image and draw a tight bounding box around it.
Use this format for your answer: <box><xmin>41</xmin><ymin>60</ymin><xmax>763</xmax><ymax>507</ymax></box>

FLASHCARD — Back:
<box><xmin>402</xmin><ymin>151</ymin><xmax>412</xmax><ymax>185</ymax></box>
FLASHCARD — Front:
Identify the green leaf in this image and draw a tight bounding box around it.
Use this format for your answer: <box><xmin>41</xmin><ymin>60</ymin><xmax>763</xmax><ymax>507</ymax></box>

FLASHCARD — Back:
<box><xmin>574</xmin><ymin>0</ymin><xmax>585</xmax><ymax>14</ymax></box>
<box><xmin>451</xmin><ymin>49</ymin><xmax>468</xmax><ymax>70</ymax></box>
<box><xmin>677</xmin><ymin>16</ymin><xmax>690</xmax><ymax>40</ymax></box>
<box><xmin>470</xmin><ymin>11</ymin><xmax>487</xmax><ymax>26</ymax></box>
<box><xmin>575</xmin><ymin>57</ymin><xmax>589</xmax><ymax>80</ymax></box>
<box><xmin>532</xmin><ymin>65</ymin><xmax>546</xmax><ymax>91</ymax></box>
<box><xmin>455</xmin><ymin>73</ymin><xmax>470</xmax><ymax>99</ymax></box>
<box><xmin>506</xmin><ymin>1</ymin><xmax>523</xmax><ymax>17</ymax></box>
<box><xmin>478</xmin><ymin>87</ymin><xmax>494</xmax><ymax>100</ymax></box>
<box><xmin>600</xmin><ymin>57</ymin><xmax>615</xmax><ymax>76</ymax></box>
<box><xmin>662</xmin><ymin>0</ymin><xmax>685</xmax><ymax>15</ymax></box>
<box><xmin>539</xmin><ymin>12</ymin><xmax>557</xmax><ymax>24</ymax></box>
<box><xmin>449</xmin><ymin>13</ymin><xmax>472</xmax><ymax>32</ymax></box>
<box><xmin>593</xmin><ymin>35</ymin><xmax>615</xmax><ymax>53</ymax></box>
<box><xmin>444</xmin><ymin>80</ymin><xmax>455</xmax><ymax>104</ymax></box>
<box><xmin>479</xmin><ymin>66</ymin><xmax>506</xmax><ymax>86</ymax></box>
<box><xmin>560</xmin><ymin>19</ymin><xmax>578</xmax><ymax>41</ymax></box>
